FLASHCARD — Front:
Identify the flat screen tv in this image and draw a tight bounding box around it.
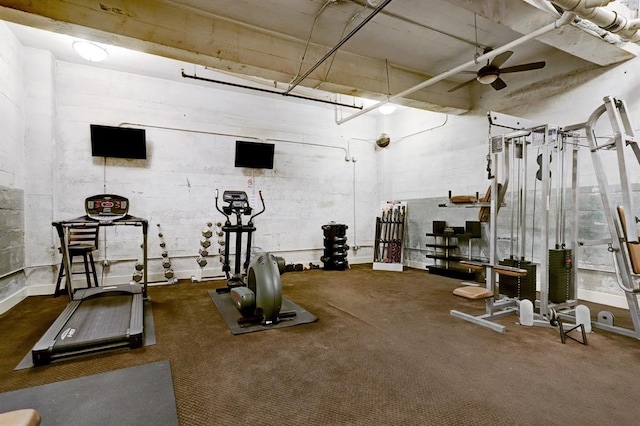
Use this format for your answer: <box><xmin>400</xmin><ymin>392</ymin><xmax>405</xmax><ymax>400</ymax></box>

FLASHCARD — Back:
<box><xmin>234</xmin><ymin>141</ymin><xmax>274</xmax><ymax>169</ymax></box>
<box><xmin>90</xmin><ymin>124</ymin><xmax>147</xmax><ymax>159</ymax></box>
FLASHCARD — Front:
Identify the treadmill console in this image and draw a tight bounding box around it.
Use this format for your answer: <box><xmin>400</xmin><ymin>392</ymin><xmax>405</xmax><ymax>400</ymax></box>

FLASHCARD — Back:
<box><xmin>86</xmin><ymin>194</ymin><xmax>129</xmax><ymax>221</ymax></box>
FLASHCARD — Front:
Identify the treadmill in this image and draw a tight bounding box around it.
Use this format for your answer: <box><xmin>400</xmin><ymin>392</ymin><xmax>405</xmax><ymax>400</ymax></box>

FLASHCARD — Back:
<box><xmin>31</xmin><ymin>194</ymin><xmax>148</xmax><ymax>366</ymax></box>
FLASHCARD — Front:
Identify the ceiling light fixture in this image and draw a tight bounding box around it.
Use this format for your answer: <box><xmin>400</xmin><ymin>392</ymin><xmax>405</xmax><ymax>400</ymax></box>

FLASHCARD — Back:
<box><xmin>72</xmin><ymin>40</ymin><xmax>108</xmax><ymax>62</ymax></box>
<box><xmin>378</xmin><ymin>103</ymin><xmax>397</xmax><ymax>115</ymax></box>
<box><xmin>476</xmin><ymin>66</ymin><xmax>499</xmax><ymax>85</ymax></box>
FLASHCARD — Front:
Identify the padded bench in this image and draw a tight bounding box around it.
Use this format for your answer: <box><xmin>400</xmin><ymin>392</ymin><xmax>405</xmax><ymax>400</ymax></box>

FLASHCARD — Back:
<box><xmin>454</xmin><ymin>261</ymin><xmax>527</xmax><ymax>300</ymax></box>
<box><xmin>0</xmin><ymin>409</ymin><xmax>41</xmax><ymax>426</ymax></box>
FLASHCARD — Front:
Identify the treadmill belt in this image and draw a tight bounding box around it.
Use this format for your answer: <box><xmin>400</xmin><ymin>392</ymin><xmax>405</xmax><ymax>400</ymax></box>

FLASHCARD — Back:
<box><xmin>54</xmin><ymin>295</ymin><xmax>133</xmax><ymax>351</ymax></box>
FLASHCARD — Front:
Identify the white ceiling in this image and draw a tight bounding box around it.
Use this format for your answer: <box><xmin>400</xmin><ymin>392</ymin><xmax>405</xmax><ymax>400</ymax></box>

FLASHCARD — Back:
<box><xmin>0</xmin><ymin>0</ymin><xmax>638</xmax><ymax>115</ymax></box>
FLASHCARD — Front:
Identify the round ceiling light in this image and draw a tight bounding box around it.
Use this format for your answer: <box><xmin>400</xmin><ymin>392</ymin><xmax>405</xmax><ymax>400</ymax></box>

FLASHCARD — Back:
<box><xmin>72</xmin><ymin>41</ymin><xmax>109</xmax><ymax>62</ymax></box>
<box><xmin>378</xmin><ymin>103</ymin><xmax>396</xmax><ymax>115</ymax></box>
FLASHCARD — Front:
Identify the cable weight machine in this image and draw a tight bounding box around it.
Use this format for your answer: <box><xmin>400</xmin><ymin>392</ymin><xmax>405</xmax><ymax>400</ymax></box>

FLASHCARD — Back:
<box><xmin>450</xmin><ymin>113</ymin><xmax>580</xmax><ymax>332</ymax></box>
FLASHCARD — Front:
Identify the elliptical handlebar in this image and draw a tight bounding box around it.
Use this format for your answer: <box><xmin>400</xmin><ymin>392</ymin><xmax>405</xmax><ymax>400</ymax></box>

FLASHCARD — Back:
<box><xmin>214</xmin><ymin>189</ymin><xmax>229</xmax><ymax>220</ymax></box>
<box><xmin>249</xmin><ymin>191</ymin><xmax>266</xmax><ymax>223</ymax></box>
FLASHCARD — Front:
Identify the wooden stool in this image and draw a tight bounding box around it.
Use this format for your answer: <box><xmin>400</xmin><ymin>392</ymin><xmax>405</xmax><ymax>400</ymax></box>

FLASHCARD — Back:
<box><xmin>54</xmin><ymin>225</ymin><xmax>99</xmax><ymax>297</ymax></box>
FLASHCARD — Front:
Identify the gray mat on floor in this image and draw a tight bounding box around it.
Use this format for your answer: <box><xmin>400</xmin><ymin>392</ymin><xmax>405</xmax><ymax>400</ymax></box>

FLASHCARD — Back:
<box><xmin>209</xmin><ymin>290</ymin><xmax>317</xmax><ymax>335</ymax></box>
<box><xmin>0</xmin><ymin>360</ymin><xmax>178</xmax><ymax>426</ymax></box>
<box><xmin>15</xmin><ymin>300</ymin><xmax>156</xmax><ymax>370</ymax></box>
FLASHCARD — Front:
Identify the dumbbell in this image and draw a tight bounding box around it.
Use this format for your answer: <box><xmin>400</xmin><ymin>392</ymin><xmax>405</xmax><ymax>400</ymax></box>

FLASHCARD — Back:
<box><xmin>196</xmin><ymin>257</ymin><xmax>208</xmax><ymax>267</ymax></box>
<box><xmin>164</xmin><ymin>269</ymin><xmax>174</xmax><ymax>279</ymax></box>
<box><xmin>162</xmin><ymin>259</ymin><xmax>172</xmax><ymax>269</ymax></box>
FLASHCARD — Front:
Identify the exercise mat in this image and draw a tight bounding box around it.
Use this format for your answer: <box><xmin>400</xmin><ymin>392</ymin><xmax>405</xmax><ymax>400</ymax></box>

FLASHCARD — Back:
<box><xmin>208</xmin><ymin>290</ymin><xmax>317</xmax><ymax>335</ymax></box>
<box><xmin>0</xmin><ymin>360</ymin><xmax>178</xmax><ymax>426</ymax></box>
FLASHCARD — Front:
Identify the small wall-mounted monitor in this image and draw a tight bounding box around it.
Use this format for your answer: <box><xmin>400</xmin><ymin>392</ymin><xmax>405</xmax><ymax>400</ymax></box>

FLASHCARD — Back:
<box><xmin>90</xmin><ymin>124</ymin><xmax>147</xmax><ymax>159</ymax></box>
<box><xmin>234</xmin><ymin>140</ymin><xmax>275</xmax><ymax>169</ymax></box>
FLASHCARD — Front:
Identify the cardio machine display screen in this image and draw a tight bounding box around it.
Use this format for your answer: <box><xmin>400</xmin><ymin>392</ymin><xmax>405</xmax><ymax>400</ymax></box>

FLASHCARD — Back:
<box><xmin>85</xmin><ymin>194</ymin><xmax>129</xmax><ymax>220</ymax></box>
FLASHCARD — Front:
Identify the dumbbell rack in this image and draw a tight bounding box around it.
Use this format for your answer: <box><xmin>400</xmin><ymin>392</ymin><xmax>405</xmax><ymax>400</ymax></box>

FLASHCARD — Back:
<box><xmin>191</xmin><ymin>221</ymin><xmax>225</xmax><ymax>282</ymax></box>
<box><xmin>157</xmin><ymin>224</ymin><xmax>177</xmax><ymax>285</ymax></box>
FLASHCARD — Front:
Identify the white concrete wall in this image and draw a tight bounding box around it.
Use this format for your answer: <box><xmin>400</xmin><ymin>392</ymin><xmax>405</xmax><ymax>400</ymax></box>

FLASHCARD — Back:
<box><xmin>383</xmin><ymin>55</ymin><xmax>640</xmax><ymax>309</ymax></box>
<box><xmin>5</xmin><ymin>19</ymin><xmax>640</xmax><ymax>313</ymax></box>
<box><xmin>0</xmin><ymin>22</ymin><xmax>24</xmax><ymax>189</ymax></box>
<box><xmin>15</xmin><ymin>53</ymin><xmax>380</xmax><ymax>293</ymax></box>
<box><xmin>0</xmin><ymin>22</ymin><xmax>27</xmax><ymax>312</ymax></box>
<box><xmin>23</xmin><ymin>48</ymin><xmax>57</xmax><ymax>290</ymax></box>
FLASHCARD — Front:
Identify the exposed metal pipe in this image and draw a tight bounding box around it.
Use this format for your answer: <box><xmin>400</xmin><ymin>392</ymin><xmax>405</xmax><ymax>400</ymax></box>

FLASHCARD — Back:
<box><xmin>314</xmin><ymin>2</ymin><xmax>369</xmax><ymax>91</ymax></box>
<box><xmin>395</xmin><ymin>114</ymin><xmax>449</xmax><ymax>143</ymax></box>
<box><xmin>336</xmin><ymin>11</ymin><xmax>576</xmax><ymax>125</ymax></box>
<box><xmin>550</xmin><ymin>0</ymin><xmax>640</xmax><ymax>41</ymax></box>
<box><xmin>293</xmin><ymin>0</ymin><xmax>336</xmax><ymax>85</ymax></box>
<box><xmin>285</xmin><ymin>0</ymin><xmax>393</xmax><ymax>94</ymax></box>
<box><xmin>117</xmin><ymin>123</ymin><xmax>350</xmax><ymax>159</ymax></box>
<box><xmin>181</xmin><ymin>70</ymin><xmax>362</xmax><ymax>110</ymax></box>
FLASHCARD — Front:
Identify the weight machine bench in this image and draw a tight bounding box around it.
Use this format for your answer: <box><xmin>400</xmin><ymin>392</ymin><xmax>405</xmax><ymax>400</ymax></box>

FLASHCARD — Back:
<box><xmin>450</xmin><ymin>262</ymin><xmax>528</xmax><ymax>333</ymax></box>
<box><xmin>453</xmin><ymin>260</ymin><xmax>527</xmax><ymax>300</ymax></box>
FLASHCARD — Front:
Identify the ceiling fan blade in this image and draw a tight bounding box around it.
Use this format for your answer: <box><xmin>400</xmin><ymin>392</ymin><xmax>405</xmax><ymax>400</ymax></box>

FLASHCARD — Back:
<box><xmin>489</xmin><ymin>51</ymin><xmax>513</xmax><ymax>68</ymax></box>
<box><xmin>500</xmin><ymin>61</ymin><xmax>546</xmax><ymax>74</ymax></box>
<box><xmin>491</xmin><ymin>77</ymin><xmax>507</xmax><ymax>91</ymax></box>
<box><xmin>447</xmin><ymin>78</ymin><xmax>477</xmax><ymax>93</ymax></box>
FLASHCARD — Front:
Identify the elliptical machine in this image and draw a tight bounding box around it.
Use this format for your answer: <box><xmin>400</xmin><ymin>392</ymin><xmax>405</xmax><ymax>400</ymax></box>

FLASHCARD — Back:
<box><xmin>214</xmin><ymin>190</ymin><xmax>295</xmax><ymax>325</ymax></box>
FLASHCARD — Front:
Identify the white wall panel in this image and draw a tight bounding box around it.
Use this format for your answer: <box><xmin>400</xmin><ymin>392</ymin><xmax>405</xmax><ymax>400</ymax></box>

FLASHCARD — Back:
<box><xmin>31</xmin><ymin>60</ymin><xmax>379</xmax><ymax>284</ymax></box>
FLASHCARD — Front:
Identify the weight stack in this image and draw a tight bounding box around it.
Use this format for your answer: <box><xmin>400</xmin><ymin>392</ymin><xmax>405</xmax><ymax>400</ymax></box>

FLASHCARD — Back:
<box><xmin>498</xmin><ymin>258</ymin><xmax>536</xmax><ymax>302</ymax></box>
<box><xmin>549</xmin><ymin>249</ymin><xmax>574</xmax><ymax>303</ymax></box>
<box><xmin>321</xmin><ymin>223</ymin><xmax>349</xmax><ymax>271</ymax></box>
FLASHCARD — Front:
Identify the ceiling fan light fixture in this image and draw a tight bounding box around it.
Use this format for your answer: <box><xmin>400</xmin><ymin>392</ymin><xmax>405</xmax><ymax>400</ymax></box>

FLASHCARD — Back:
<box><xmin>477</xmin><ymin>72</ymin><xmax>498</xmax><ymax>85</ymax></box>
<box><xmin>72</xmin><ymin>40</ymin><xmax>108</xmax><ymax>62</ymax></box>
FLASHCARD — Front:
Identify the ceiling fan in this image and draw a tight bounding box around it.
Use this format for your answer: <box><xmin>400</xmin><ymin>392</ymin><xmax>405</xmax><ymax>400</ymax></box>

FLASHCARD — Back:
<box><xmin>447</xmin><ymin>49</ymin><xmax>546</xmax><ymax>93</ymax></box>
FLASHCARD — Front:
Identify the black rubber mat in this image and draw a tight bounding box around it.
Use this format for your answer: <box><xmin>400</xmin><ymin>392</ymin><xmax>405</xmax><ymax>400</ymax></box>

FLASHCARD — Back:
<box><xmin>209</xmin><ymin>290</ymin><xmax>317</xmax><ymax>335</ymax></box>
<box><xmin>0</xmin><ymin>360</ymin><xmax>178</xmax><ymax>426</ymax></box>
<box><xmin>15</xmin><ymin>300</ymin><xmax>155</xmax><ymax>370</ymax></box>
